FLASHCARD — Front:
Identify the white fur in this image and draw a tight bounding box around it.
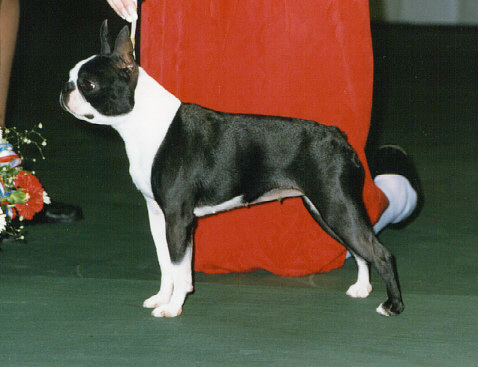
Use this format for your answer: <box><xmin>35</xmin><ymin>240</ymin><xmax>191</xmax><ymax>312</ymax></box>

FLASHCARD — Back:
<box><xmin>141</xmin><ymin>200</ymin><xmax>193</xmax><ymax>318</ymax></box>
<box><xmin>111</xmin><ymin>69</ymin><xmax>186</xmax><ymax>316</ymax></box>
<box><xmin>66</xmin><ymin>57</ymin><xmax>375</xmax><ymax>317</ymax></box>
<box><xmin>194</xmin><ymin>196</ymin><xmax>245</xmax><ymax>217</ymax></box>
<box><xmin>151</xmin><ymin>246</ymin><xmax>193</xmax><ymax>317</ymax></box>
<box><xmin>62</xmin><ymin>56</ymin><xmax>98</xmax><ymax>121</ymax></box>
<box><xmin>193</xmin><ymin>188</ymin><xmax>303</xmax><ymax>217</ymax></box>
<box><xmin>64</xmin><ymin>60</ymin><xmax>181</xmax><ymax>199</ymax></box>
<box><xmin>112</xmin><ymin>69</ymin><xmax>181</xmax><ymax>199</ymax></box>
<box><xmin>142</xmin><ymin>199</ymin><xmax>174</xmax><ymax>311</ymax></box>
<box><xmin>376</xmin><ymin>303</ymin><xmax>391</xmax><ymax>316</ymax></box>
<box><xmin>346</xmin><ymin>254</ymin><xmax>372</xmax><ymax>298</ymax></box>
<box><xmin>65</xmin><ymin>60</ymin><xmax>186</xmax><ymax>316</ymax></box>
<box><xmin>252</xmin><ymin>188</ymin><xmax>303</xmax><ymax>205</ymax></box>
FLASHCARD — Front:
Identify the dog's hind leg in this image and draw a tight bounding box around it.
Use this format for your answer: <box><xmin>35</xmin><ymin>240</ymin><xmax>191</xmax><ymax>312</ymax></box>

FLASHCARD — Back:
<box><xmin>301</xmin><ymin>197</ymin><xmax>371</xmax><ymax>299</ymax></box>
<box><xmin>345</xmin><ymin>252</ymin><xmax>372</xmax><ymax>298</ymax></box>
<box><xmin>301</xmin><ymin>193</ymin><xmax>404</xmax><ymax>316</ymax></box>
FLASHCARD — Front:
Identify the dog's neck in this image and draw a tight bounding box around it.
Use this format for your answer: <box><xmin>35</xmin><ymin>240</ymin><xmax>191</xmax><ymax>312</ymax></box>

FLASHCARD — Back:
<box><xmin>113</xmin><ymin>67</ymin><xmax>181</xmax><ymax>145</ymax></box>
<box><xmin>113</xmin><ymin>67</ymin><xmax>181</xmax><ymax>198</ymax></box>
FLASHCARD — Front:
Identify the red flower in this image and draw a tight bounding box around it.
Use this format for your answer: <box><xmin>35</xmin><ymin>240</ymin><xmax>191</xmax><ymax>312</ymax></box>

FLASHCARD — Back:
<box><xmin>14</xmin><ymin>171</ymin><xmax>44</xmax><ymax>220</ymax></box>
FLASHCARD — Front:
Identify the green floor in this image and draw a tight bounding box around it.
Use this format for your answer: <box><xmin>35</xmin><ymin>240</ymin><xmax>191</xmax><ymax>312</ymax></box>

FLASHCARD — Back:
<box><xmin>1</xmin><ymin>2</ymin><xmax>477</xmax><ymax>366</ymax></box>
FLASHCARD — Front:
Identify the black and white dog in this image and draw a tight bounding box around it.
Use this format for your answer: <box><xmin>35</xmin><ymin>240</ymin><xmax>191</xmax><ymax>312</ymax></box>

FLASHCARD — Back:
<box><xmin>60</xmin><ymin>22</ymin><xmax>404</xmax><ymax>318</ymax></box>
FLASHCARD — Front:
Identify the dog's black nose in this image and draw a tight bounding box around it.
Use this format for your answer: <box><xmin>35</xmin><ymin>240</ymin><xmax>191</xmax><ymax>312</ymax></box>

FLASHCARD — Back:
<box><xmin>63</xmin><ymin>81</ymin><xmax>75</xmax><ymax>93</ymax></box>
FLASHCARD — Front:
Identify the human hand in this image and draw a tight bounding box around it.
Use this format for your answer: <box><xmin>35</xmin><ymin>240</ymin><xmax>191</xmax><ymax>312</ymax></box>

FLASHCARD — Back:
<box><xmin>106</xmin><ymin>0</ymin><xmax>138</xmax><ymax>23</ymax></box>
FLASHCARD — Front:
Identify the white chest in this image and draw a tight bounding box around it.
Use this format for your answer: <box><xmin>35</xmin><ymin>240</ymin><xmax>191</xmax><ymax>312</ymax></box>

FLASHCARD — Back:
<box><xmin>124</xmin><ymin>138</ymin><xmax>160</xmax><ymax>199</ymax></box>
<box><xmin>113</xmin><ymin>69</ymin><xmax>181</xmax><ymax>200</ymax></box>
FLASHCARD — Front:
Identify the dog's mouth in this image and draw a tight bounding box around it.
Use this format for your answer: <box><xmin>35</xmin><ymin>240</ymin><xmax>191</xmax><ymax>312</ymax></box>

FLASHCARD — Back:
<box><xmin>59</xmin><ymin>93</ymin><xmax>68</xmax><ymax>111</ymax></box>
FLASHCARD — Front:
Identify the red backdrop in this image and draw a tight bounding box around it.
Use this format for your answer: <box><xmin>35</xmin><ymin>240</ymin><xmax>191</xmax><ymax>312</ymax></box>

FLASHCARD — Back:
<box><xmin>140</xmin><ymin>0</ymin><xmax>388</xmax><ymax>276</ymax></box>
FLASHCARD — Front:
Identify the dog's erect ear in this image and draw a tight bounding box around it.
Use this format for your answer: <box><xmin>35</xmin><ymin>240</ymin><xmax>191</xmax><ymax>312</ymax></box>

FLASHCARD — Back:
<box><xmin>100</xmin><ymin>20</ymin><xmax>112</xmax><ymax>55</ymax></box>
<box><xmin>112</xmin><ymin>25</ymin><xmax>136</xmax><ymax>74</ymax></box>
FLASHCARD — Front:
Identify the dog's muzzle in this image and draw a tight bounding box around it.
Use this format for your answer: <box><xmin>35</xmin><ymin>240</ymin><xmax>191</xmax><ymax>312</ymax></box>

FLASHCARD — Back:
<box><xmin>60</xmin><ymin>81</ymin><xmax>95</xmax><ymax>121</ymax></box>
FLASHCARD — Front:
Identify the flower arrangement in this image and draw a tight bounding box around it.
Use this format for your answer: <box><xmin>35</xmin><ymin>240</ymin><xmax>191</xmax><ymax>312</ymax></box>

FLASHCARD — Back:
<box><xmin>0</xmin><ymin>124</ymin><xmax>49</xmax><ymax>239</ymax></box>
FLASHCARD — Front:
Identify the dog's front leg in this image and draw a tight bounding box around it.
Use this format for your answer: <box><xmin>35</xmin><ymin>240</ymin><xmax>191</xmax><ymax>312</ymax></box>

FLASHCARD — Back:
<box><xmin>144</xmin><ymin>199</ymin><xmax>194</xmax><ymax>317</ymax></box>
<box><xmin>150</xmin><ymin>245</ymin><xmax>193</xmax><ymax>318</ymax></box>
<box><xmin>143</xmin><ymin>198</ymin><xmax>175</xmax><ymax>311</ymax></box>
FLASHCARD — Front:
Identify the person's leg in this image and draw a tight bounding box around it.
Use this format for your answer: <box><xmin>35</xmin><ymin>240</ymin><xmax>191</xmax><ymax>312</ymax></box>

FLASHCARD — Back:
<box><xmin>371</xmin><ymin>145</ymin><xmax>423</xmax><ymax>233</ymax></box>
<box><xmin>373</xmin><ymin>175</ymin><xmax>418</xmax><ymax>232</ymax></box>
<box><xmin>0</xmin><ymin>0</ymin><xmax>20</xmax><ymax>129</ymax></box>
<box><xmin>345</xmin><ymin>145</ymin><xmax>421</xmax><ymax>258</ymax></box>
<box><xmin>0</xmin><ymin>0</ymin><xmax>83</xmax><ymax>225</ymax></box>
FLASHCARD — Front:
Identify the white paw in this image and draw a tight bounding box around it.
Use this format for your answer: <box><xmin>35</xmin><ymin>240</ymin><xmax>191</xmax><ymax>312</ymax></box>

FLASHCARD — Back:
<box><xmin>376</xmin><ymin>303</ymin><xmax>390</xmax><ymax>316</ymax></box>
<box><xmin>346</xmin><ymin>282</ymin><xmax>372</xmax><ymax>298</ymax></box>
<box><xmin>143</xmin><ymin>293</ymin><xmax>171</xmax><ymax>309</ymax></box>
<box><xmin>151</xmin><ymin>304</ymin><xmax>183</xmax><ymax>318</ymax></box>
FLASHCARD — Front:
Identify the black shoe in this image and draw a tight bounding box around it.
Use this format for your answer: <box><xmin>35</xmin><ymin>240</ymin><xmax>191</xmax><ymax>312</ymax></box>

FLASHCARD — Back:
<box><xmin>370</xmin><ymin>145</ymin><xmax>424</xmax><ymax>227</ymax></box>
<box><xmin>30</xmin><ymin>201</ymin><xmax>83</xmax><ymax>224</ymax></box>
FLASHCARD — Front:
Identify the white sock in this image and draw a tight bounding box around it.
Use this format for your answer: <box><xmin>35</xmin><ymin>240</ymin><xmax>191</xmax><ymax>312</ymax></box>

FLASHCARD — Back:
<box><xmin>345</xmin><ymin>174</ymin><xmax>417</xmax><ymax>259</ymax></box>
<box><xmin>373</xmin><ymin>174</ymin><xmax>418</xmax><ymax>233</ymax></box>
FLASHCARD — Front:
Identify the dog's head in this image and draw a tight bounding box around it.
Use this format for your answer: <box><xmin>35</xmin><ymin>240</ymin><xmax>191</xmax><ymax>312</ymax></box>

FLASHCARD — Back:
<box><xmin>60</xmin><ymin>20</ymin><xmax>139</xmax><ymax>125</ymax></box>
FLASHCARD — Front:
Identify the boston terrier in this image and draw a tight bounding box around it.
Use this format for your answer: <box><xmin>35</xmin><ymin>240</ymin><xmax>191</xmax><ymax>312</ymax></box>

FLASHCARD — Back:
<box><xmin>60</xmin><ymin>21</ymin><xmax>404</xmax><ymax>318</ymax></box>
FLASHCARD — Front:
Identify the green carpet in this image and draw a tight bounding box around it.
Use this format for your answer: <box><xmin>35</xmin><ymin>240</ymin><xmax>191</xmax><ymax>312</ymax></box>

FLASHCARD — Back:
<box><xmin>1</xmin><ymin>275</ymin><xmax>477</xmax><ymax>367</ymax></box>
<box><xmin>1</xmin><ymin>2</ymin><xmax>477</xmax><ymax>366</ymax></box>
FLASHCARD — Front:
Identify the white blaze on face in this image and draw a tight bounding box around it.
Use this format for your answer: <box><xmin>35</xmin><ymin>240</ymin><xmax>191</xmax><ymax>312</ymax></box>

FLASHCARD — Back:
<box><xmin>62</xmin><ymin>56</ymin><xmax>98</xmax><ymax>121</ymax></box>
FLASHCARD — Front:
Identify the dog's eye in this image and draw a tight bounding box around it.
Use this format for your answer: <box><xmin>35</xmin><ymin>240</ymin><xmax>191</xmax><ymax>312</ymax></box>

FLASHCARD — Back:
<box><xmin>79</xmin><ymin>80</ymin><xmax>96</xmax><ymax>92</ymax></box>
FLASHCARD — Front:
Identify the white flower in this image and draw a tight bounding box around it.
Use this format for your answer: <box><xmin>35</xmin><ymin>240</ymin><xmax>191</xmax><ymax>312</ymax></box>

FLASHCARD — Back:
<box><xmin>38</xmin><ymin>123</ymin><xmax>43</xmax><ymax>129</ymax></box>
<box><xmin>0</xmin><ymin>211</ymin><xmax>6</xmax><ymax>233</ymax></box>
<box><xmin>43</xmin><ymin>190</ymin><xmax>51</xmax><ymax>205</ymax></box>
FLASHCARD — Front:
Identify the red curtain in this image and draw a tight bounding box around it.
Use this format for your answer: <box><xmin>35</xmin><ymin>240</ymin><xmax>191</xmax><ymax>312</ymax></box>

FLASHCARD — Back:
<box><xmin>140</xmin><ymin>0</ymin><xmax>388</xmax><ymax>276</ymax></box>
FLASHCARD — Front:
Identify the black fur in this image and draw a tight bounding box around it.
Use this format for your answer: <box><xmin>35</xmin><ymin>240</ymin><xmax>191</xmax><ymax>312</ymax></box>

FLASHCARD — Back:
<box><xmin>150</xmin><ymin>103</ymin><xmax>404</xmax><ymax>315</ymax></box>
<box><xmin>63</xmin><ymin>21</ymin><xmax>404</xmax><ymax>316</ymax></box>
<box><xmin>77</xmin><ymin>56</ymin><xmax>138</xmax><ymax>116</ymax></box>
<box><xmin>152</xmin><ymin>103</ymin><xmax>360</xmax><ymax>212</ymax></box>
<box><xmin>74</xmin><ymin>24</ymin><xmax>138</xmax><ymax>117</ymax></box>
